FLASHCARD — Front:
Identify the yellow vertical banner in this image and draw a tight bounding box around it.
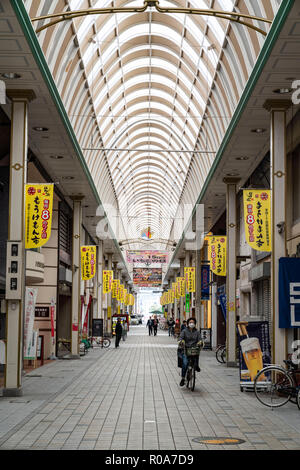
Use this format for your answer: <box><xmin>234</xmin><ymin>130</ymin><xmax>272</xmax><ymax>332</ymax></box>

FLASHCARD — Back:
<box><xmin>103</xmin><ymin>270</ymin><xmax>113</xmax><ymax>294</ymax></box>
<box><xmin>124</xmin><ymin>289</ymin><xmax>128</xmax><ymax>305</ymax></box>
<box><xmin>25</xmin><ymin>184</ymin><xmax>54</xmax><ymax>249</ymax></box>
<box><xmin>208</xmin><ymin>236</ymin><xmax>227</xmax><ymax>277</ymax></box>
<box><xmin>112</xmin><ymin>279</ymin><xmax>119</xmax><ymax>298</ymax></box>
<box><xmin>118</xmin><ymin>284</ymin><xmax>124</xmax><ymax>303</ymax></box>
<box><xmin>184</xmin><ymin>267</ymin><xmax>196</xmax><ymax>293</ymax></box>
<box><xmin>81</xmin><ymin>246</ymin><xmax>97</xmax><ymax>280</ymax></box>
<box><xmin>243</xmin><ymin>190</ymin><xmax>272</xmax><ymax>252</ymax></box>
<box><xmin>177</xmin><ymin>277</ymin><xmax>185</xmax><ymax>297</ymax></box>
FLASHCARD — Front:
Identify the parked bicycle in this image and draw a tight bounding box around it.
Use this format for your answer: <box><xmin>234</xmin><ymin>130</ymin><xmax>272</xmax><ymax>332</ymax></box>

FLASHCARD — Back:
<box><xmin>216</xmin><ymin>344</ymin><xmax>226</xmax><ymax>364</ymax></box>
<box><xmin>89</xmin><ymin>336</ymin><xmax>111</xmax><ymax>348</ymax></box>
<box><xmin>254</xmin><ymin>359</ymin><xmax>300</xmax><ymax>408</ymax></box>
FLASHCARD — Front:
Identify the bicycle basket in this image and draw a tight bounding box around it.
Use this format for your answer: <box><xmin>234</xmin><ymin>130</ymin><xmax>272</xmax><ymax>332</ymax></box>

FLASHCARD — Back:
<box><xmin>186</xmin><ymin>346</ymin><xmax>200</xmax><ymax>356</ymax></box>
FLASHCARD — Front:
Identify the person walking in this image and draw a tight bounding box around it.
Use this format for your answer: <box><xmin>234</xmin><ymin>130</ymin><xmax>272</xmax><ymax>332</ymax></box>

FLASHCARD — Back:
<box><xmin>115</xmin><ymin>317</ymin><xmax>123</xmax><ymax>348</ymax></box>
<box><xmin>174</xmin><ymin>319</ymin><xmax>181</xmax><ymax>338</ymax></box>
<box><xmin>167</xmin><ymin>317</ymin><xmax>175</xmax><ymax>337</ymax></box>
<box><xmin>147</xmin><ymin>316</ymin><xmax>153</xmax><ymax>336</ymax></box>
<box><xmin>153</xmin><ymin>315</ymin><xmax>158</xmax><ymax>336</ymax></box>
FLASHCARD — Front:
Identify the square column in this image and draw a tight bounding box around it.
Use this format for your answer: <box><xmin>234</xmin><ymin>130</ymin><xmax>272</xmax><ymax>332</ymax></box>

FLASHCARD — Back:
<box><xmin>264</xmin><ymin>100</ymin><xmax>290</xmax><ymax>366</ymax></box>
<box><xmin>224</xmin><ymin>177</ymin><xmax>240</xmax><ymax>367</ymax></box>
<box><xmin>4</xmin><ymin>90</ymin><xmax>35</xmax><ymax>396</ymax></box>
<box><xmin>70</xmin><ymin>196</ymin><xmax>84</xmax><ymax>358</ymax></box>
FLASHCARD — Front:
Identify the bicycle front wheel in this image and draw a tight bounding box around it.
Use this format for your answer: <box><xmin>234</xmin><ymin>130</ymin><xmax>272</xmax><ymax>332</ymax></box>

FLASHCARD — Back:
<box><xmin>103</xmin><ymin>338</ymin><xmax>111</xmax><ymax>348</ymax></box>
<box><xmin>254</xmin><ymin>366</ymin><xmax>293</xmax><ymax>408</ymax></box>
<box><xmin>216</xmin><ymin>346</ymin><xmax>226</xmax><ymax>364</ymax></box>
<box><xmin>297</xmin><ymin>388</ymin><xmax>300</xmax><ymax>411</ymax></box>
<box><xmin>186</xmin><ymin>367</ymin><xmax>192</xmax><ymax>389</ymax></box>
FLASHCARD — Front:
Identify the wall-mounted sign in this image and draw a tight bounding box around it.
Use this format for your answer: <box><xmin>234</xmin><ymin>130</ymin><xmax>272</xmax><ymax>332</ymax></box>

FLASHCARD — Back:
<box><xmin>201</xmin><ymin>265</ymin><xmax>210</xmax><ymax>300</ymax></box>
<box><xmin>25</xmin><ymin>184</ymin><xmax>54</xmax><ymax>249</ymax></box>
<box><xmin>35</xmin><ymin>306</ymin><xmax>50</xmax><ymax>318</ymax></box>
<box><xmin>133</xmin><ymin>268</ymin><xmax>162</xmax><ymax>287</ymax></box>
<box><xmin>126</xmin><ymin>250</ymin><xmax>169</xmax><ymax>264</ymax></box>
<box><xmin>279</xmin><ymin>258</ymin><xmax>300</xmax><ymax>328</ymax></box>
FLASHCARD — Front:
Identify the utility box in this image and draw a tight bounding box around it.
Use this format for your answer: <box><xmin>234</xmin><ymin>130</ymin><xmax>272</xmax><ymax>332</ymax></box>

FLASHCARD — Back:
<box><xmin>5</xmin><ymin>241</ymin><xmax>23</xmax><ymax>300</ymax></box>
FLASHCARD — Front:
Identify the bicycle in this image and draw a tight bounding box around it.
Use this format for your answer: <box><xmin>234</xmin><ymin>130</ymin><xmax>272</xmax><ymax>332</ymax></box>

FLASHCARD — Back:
<box><xmin>216</xmin><ymin>344</ymin><xmax>226</xmax><ymax>364</ymax></box>
<box><xmin>297</xmin><ymin>388</ymin><xmax>300</xmax><ymax>411</ymax></box>
<box><xmin>185</xmin><ymin>344</ymin><xmax>203</xmax><ymax>392</ymax></box>
<box><xmin>89</xmin><ymin>336</ymin><xmax>111</xmax><ymax>348</ymax></box>
<box><xmin>254</xmin><ymin>359</ymin><xmax>300</xmax><ymax>408</ymax></box>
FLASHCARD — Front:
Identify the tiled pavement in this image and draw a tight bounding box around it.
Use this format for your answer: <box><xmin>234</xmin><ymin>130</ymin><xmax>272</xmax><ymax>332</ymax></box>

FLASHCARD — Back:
<box><xmin>0</xmin><ymin>326</ymin><xmax>300</xmax><ymax>450</ymax></box>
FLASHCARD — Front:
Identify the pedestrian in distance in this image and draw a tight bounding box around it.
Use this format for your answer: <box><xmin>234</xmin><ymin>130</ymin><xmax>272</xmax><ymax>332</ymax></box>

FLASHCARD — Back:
<box><xmin>147</xmin><ymin>316</ymin><xmax>153</xmax><ymax>336</ymax></box>
<box><xmin>115</xmin><ymin>317</ymin><xmax>123</xmax><ymax>348</ymax></box>
<box><xmin>181</xmin><ymin>320</ymin><xmax>187</xmax><ymax>332</ymax></box>
<box><xmin>167</xmin><ymin>317</ymin><xmax>175</xmax><ymax>336</ymax></box>
<box><xmin>153</xmin><ymin>315</ymin><xmax>158</xmax><ymax>336</ymax></box>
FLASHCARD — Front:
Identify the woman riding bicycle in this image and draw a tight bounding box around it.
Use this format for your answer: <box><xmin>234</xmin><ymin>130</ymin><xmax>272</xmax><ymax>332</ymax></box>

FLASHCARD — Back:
<box><xmin>178</xmin><ymin>317</ymin><xmax>203</xmax><ymax>387</ymax></box>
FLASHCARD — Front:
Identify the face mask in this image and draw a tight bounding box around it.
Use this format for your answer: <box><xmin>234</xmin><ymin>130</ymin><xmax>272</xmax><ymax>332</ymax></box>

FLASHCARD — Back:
<box><xmin>189</xmin><ymin>323</ymin><xmax>195</xmax><ymax>329</ymax></box>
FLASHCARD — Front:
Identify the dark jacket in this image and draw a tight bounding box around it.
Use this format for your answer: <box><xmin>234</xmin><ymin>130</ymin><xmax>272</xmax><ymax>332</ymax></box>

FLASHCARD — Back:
<box><xmin>179</xmin><ymin>327</ymin><xmax>201</xmax><ymax>347</ymax></box>
<box><xmin>115</xmin><ymin>322</ymin><xmax>122</xmax><ymax>336</ymax></box>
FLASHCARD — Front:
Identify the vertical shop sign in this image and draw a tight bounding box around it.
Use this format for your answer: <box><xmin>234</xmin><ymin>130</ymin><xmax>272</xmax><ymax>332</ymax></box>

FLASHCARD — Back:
<box><xmin>25</xmin><ymin>184</ymin><xmax>54</xmax><ymax>249</ymax></box>
<box><xmin>24</xmin><ymin>287</ymin><xmax>38</xmax><ymax>360</ymax></box>
<box><xmin>81</xmin><ymin>246</ymin><xmax>96</xmax><ymax>281</ymax></box>
<box><xmin>208</xmin><ymin>236</ymin><xmax>227</xmax><ymax>277</ymax></box>
<box><xmin>243</xmin><ymin>190</ymin><xmax>271</xmax><ymax>252</ymax></box>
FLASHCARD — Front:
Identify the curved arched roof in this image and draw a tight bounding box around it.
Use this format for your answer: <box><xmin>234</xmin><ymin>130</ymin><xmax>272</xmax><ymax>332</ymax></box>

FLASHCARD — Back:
<box><xmin>25</xmin><ymin>0</ymin><xmax>282</xmax><ymax>250</ymax></box>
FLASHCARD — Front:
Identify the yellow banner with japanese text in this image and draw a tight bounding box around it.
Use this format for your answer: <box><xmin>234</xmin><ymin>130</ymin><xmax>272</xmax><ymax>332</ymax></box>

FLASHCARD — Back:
<box><xmin>25</xmin><ymin>184</ymin><xmax>54</xmax><ymax>249</ymax></box>
<box><xmin>103</xmin><ymin>270</ymin><xmax>113</xmax><ymax>294</ymax></box>
<box><xmin>208</xmin><ymin>236</ymin><xmax>227</xmax><ymax>277</ymax></box>
<box><xmin>243</xmin><ymin>190</ymin><xmax>271</xmax><ymax>252</ymax></box>
<box><xmin>81</xmin><ymin>246</ymin><xmax>96</xmax><ymax>281</ymax></box>
<box><xmin>184</xmin><ymin>267</ymin><xmax>196</xmax><ymax>293</ymax></box>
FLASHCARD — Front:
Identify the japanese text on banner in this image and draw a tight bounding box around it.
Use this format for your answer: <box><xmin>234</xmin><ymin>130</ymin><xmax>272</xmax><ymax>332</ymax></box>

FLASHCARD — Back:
<box><xmin>243</xmin><ymin>190</ymin><xmax>271</xmax><ymax>252</ymax></box>
<box><xmin>81</xmin><ymin>246</ymin><xmax>96</xmax><ymax>281</ymax></box>
<box><xmin>208</xmin><ymin>236</ymin><xmax>227</xmax><ymax>277</ymax></box>
<box><xmin>25</xmin><ymin>184</ymin><xmax>54</xmax><ymax>249</ymax></box>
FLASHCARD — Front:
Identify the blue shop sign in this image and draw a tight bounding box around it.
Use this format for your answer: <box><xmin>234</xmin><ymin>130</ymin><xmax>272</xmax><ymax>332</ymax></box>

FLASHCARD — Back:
<box><xmin>279</xmin><ymin>258</ymin><xmax>300</xmax><ymax>328</ymax></box>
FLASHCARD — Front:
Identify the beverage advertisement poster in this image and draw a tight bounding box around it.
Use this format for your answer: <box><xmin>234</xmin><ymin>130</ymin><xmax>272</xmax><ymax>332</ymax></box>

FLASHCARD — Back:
<box><xmin>237</xmin><ymin>321</ymin><xmax>271</xmax><ymax>388</ymax></box>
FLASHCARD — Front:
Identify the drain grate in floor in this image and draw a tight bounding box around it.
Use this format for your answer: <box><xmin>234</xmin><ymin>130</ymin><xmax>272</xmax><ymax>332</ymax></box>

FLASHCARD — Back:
<box><xmin>193</xmin><ymin>437</ymin><xmax>246</xmax><ymax>446</ymax></box>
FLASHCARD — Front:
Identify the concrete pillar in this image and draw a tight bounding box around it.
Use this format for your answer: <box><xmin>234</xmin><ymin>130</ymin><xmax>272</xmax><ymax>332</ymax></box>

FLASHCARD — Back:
<box><xmin>224</xmin><ymin>177</ymin><xmax>240</xmax><ymax>367</ymax></box>
<box><xmin>4</xmin><ymin>90</ymin><xmax>35</xmax><ymax>396</ymax></box>
<box><xmin>70</xmin><ymin>196</ymin><xmax>84</xmax><ymax>358</ymax></box>
<box><xmin>264</xmin><ymin>100</ymin><xmax>290</xmax><ymax>366</ymax></box>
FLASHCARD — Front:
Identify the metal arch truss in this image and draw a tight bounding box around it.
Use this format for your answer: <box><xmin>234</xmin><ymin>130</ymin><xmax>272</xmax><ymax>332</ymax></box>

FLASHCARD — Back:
<box><xmin>32</xmin><ymin>0</ymin><xmax>272</xmax><ymax>36</ymax></box>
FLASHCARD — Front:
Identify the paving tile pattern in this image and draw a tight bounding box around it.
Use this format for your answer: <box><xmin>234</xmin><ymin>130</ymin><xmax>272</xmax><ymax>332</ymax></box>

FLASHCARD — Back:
<box><xmin>0</xmin><ymin>327</ymin><xmax>300</xmax><ymax>450</ymax></box>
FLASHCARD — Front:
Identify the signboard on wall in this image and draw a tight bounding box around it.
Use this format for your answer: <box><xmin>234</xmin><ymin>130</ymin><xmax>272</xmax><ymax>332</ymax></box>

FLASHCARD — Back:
<box><xmin>279</xmin><ymin>258</ymin><xmax>300</xmax><ymax>328</ymax></box>
<box><xmin>126</xmin><ymin>251</ymin><xmax>169</xmax><ymax>264</ymax></box>
<box><xmin>35</xmin><ymin>306</ymin><xmax>50</xmax><ymax>318</ymax></box>
<box><xmin>133</xmin><ymin>268</ymin><xmax>162</xmax><ymax>287</ymax></box>
<box><xmin>92</xmin><ymin>319</ymin><xmax>103</xmax><ymax>337</ymax></box>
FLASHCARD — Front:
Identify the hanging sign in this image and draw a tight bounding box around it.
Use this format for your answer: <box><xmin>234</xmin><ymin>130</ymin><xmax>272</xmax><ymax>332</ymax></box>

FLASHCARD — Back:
<box><xmin>208</xmin><ymin>236</ymin><xmax>227</xmax><ymax>277</ymax></box>
<box><xmin>201</xmin><ymin>265</ymin><xmax>210</xmax><ymax>300</ymax></box>
<box><xmin>243</xmin><ymin>190</ymin><xmax>271</xmax><ymax>252</ymax></box>
<box><xmin>112</xmin><ymin>279</ymin><xmax>119</xmax><ymax>299</ymax></box>
<box><xmin>118</xmin><ymin>284</ymin><xmax>124</xmax><ymax>303</ymax></box>
<box><xmin>25</xmin><ymin>184</ymin><xmax>54</xmax><ymax>249</ymax></box>
<box><xmin>177</xmin><ymin>277</ymin><xmax>186</xmax><ymax>297</ymax></box>
<box><xmin>103</xmin><ymin>270</ymin><xmax>113</xmax><ymax>294</ymax></box>
<box><xmin>81</xmin><ymin>246</ymin><xmax>96</xmax><ymax>281</ymax></box>
<box><xmin>184</xmin><ymin>267</ymin><xmax>196</xmax><ymax>293</ymax></box>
